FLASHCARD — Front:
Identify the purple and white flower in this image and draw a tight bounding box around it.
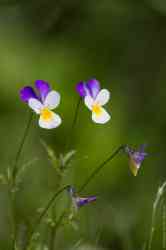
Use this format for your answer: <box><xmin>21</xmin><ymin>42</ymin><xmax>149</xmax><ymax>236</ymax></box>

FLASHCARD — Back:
<box><xmin>124</xmin><ymin>144</ymin><xmax>148</xmax><ymax>176</ymax></box>
<box><xmin>76</xmin><ymin>79</ymin><xmax>111</xmax><ymax>124</ymax></box>
<box><xmin>20</xmin><ymin>80</ymin><xmax>62</xmax><ymax>129</ymax></box>
<box><xmin>67</xmin><ymin>186</ymin><xmax>96</xmax><ymax>211</ymax></box>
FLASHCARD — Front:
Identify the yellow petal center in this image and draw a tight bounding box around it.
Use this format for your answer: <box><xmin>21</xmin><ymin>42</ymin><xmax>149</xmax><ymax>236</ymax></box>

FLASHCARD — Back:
<box><xmin>41</xmin><ymin>108</ymin><xmax>53</xmax><ymax>121</ymax></box>
<box><xmin>92</xmin><ymin>104</ymin><xmax>102</xmax><ymax>116</ymax></box>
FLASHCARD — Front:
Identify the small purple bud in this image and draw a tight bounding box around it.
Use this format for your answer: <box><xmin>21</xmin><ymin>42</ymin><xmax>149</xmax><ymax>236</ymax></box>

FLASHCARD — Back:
<box><xmin>124</xmin><ymin>144</ymin><xmax>148</xmax><ymax>176</ymax></box>
<box><xmin>67</xmin><ymin>186</ymin><xmax>96</xmax><ymax>210</ymax></box>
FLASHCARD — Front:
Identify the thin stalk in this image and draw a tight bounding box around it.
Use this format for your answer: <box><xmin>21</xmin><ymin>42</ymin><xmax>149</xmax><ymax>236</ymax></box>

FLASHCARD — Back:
<box><xmin>79</xmin><ymin>145</ymin><xmax>125</xmax><ymax>192</ymax></box>
<box><xmin>65</xmin><ymin>97</ymin><xmax>81</xmax><ymax>151</ymax></box>
<box><xmin>9</xmin><ymin>187</ymin><xmax>16</xmax><ymax>250</ymax></box>
<box><xmin>54</xmin><ymin>209</ymin><xmax>66</xmax><ymax>237</ymax></box>
<box><xmin>26</xmin><ymin>185</ymin><xmax>69</xmax><ymax>249</ymax></box>
<box><xmin>50</xmin><ymin>209</ymin><xmax>67</xmax><ymax>250</ymax></box>
<box><xmin>163</xmin><ymin>202</ymin><xmax>166</xmax><ymax>249</ymax></box>
<box><xmin>11</xmin><ymin>111</ymin><xmax>33</xmax><ymax>250</ymax></box>
<box><xmin>49</xmin><ymin>225</ymin><xmax>56</xmax><ymax>250</ymax></box>
<box><xmin>48</xmin><ymin>176</ymin><xmax>63</xmax><ymax>250</ymax></box>
<box><xmin>12</xmin><ymin>111</ymin><xmax>33</xmax><ymax>182</ymax></box>
<box><xmin>148</xmin><ymin>181</ymin><xmax>166</xmax><ymax>250</ymax></box>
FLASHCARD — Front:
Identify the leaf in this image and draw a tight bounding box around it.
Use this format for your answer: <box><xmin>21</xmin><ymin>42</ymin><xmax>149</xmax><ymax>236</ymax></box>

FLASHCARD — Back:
<box><xmin>73</xmin><ymin>239</ymin><xmax>83</xmax><ymax>250</ymax></box>
<box><xmin>60</xmin><ymin>150</ymin><xmax>76</xmax><ymax>168</ymax></box>
<box><xmin>40</xmin><ymin>139</ymin><xmax>61</xmax><ymax>175</ymax></box>
<box><xmin>31</xmin><ymin>232</ymin><xmax>40</xmax><ymax>241</ymax></box>
<box><xmin>6</xmin><ymin>167</ymin><xmax>12</xmax><ymax>183</ymax></box>
<box><xmin>15</xmin><ymin>158</ymin><xmax>38</xmax><ymax>185</ymax></box>
<box><xmin>36</xmin><ymin>207</ymin><xmax>44</xmax><ymax>214</ymax></box>
<box><xmin>69</xmin><ymin>219</ymin><xmax>79</xmax><ymax>231</ymax></box>
<box><xmin>43</xmin><ymin>246</ymin><xmax>49</xmax><ymax>250</ymax></box>
<box><xmin>44</xmin><ymin>217</ymin><xmax>56</xmax><ymax>227</ymax></box>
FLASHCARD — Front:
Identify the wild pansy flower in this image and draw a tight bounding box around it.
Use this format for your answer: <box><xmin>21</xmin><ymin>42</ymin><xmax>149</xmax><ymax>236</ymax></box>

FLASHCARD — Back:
<box><xmin>20</xmin><ymin>80</ymin><xmax>62</xmax><ymax>129</ymax></box>
<box><xmin>124</xmin><ymin>144</ymin><xmax>148</xmax><ymax>176</ymax></box>
<box><xmin>76</xmin><ymin>79</ymin><xmax>111</xmax><ymax>124</ymax></box>
<box><xmin>67</xmin><ymin>186</ymin><xmax>96</xmax><ymax>211</ymax></box>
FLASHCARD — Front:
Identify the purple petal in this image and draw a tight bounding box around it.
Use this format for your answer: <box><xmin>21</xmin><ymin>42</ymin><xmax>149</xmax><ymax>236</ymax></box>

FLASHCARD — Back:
<box><xmin>20</xmin><ymin>86</ymin><xmax>38</xmax><ymax>103</ymax></box>
<box><xmin>133</xmin><ymin>152</ymin><xmax>147</xmax><ymax>165</ymax></box>
<box><xmin>138</xmin><ymin>144</ymin><xmax>147</xmax><ymax>153</ymax></box>
<box><xmin>76</xmin><ymin>82</ymin><xmax>88</xmax><ymax>97</ymax></box>
<box><xmin>35</xmin><ymin>80</ymin><xmax>51</xmax><ymax>102</ymax></box>
<box><xmin>76</xmin><ymin>196</ymin><xmax>96</xmax><ymax>207</ymax></box>
<box><xmin>86</xmin><ymin>79</ymin><xmax>100</xmax><ymax>99</ymax></box>
<box><xmin>132</xmin><ymin>145</ymin><xmax>148</xmax><ymax>165</ymax></box>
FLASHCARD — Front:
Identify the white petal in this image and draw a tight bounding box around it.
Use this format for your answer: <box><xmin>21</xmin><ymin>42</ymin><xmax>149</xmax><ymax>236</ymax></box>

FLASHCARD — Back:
<box><xmin>28</xmin><ymin>98</ymin><xmax>43</xmax><ymax>114</ymax></box>
<box><xmin>39</xmin><ymin>112</ymin><xmax>62</xmax><ymax>129</ymax></box>
<box><xmin>44</xmin><ymin>90</ymin><xmax>60</xmax><ymax>110</ymax></box>
<box><xmin>95</xmin><ymin>89</ymin><xmax>110</xmax><ymax>106</ymax></box>
<box><xmin>84</xmin><ymin>95</ymin><xmax>94</xmax><ymax>110</ymax></box>
<box><xmin>92</xmin><ymin>108</ymin><xmax>111</xmax><ymax>124</ymax></box>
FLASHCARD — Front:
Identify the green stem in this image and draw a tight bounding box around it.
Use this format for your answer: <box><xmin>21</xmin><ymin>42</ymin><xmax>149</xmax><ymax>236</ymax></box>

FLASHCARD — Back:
<box><xmin>11</xmin><ymin>111</ymin><xmax>33</xmax><ymax>250</ymax></box>
<box><xmin>9</xmin><ymin>188</ymin><xmax>16</xmax><ymax>250</ymax></box>
<box><xmin>48</xmin><ymin>175</ymin><xmax>63</xmax><ymax>250</ymax></box>
<box><xmin>12</xmin><ymin>111</ymin><xmax>33</xmax><ymax>183</ymax></box>
<box><xmin>49</xmin><ymin>225</ymin><xmax>56</xmax><ymax>250</ymax></box>
<box><xmin>162</xmin><ymin>202</ymin><xmax>166</xmax><ymax>250</ymax></box>
<box><xmin>65</xmin><ymin>97</ymin><xmax>81</xmax><ymax>151</ymax></box>
<box><xmin>26</xmin><ymin>185</ymin><xmax>70</xmax><ymax>249</ymax></box>
<box><xmin>48</xmin><ymin>207</ymin><xmax>56</xmax><ymax>250</ymax></box>
<box><xmin>50</xmin><ymin>209</ymin><xmax>67</xmax><ymax>250</ymax></box>
<box><xmin>148</xmin><ymin>181</ymin><xmax>166</xmax><ymax>250</ymax></box>
<box><xmin>79</xmin><ymin>145</ymin><xmax>125</xmax><ymax>192</ymax></box>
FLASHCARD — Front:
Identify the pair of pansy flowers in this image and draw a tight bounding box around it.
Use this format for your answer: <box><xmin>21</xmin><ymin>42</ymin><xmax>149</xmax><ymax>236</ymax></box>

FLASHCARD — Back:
<box><xmin>20</xmin><ymin>79</ymin><xmax>148</xmax><ymax>210</ymax></box>
<box><xmin>20</xmin><ymin>79</ymin><xmax>111</xmax><ymax>129</ymax></box>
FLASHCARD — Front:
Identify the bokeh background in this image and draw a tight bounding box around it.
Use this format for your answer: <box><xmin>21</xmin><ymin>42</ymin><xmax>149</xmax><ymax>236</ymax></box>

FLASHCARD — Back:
<box><xmin>0</xmin><ymin>0</ymin><xmax>166</xmax><ymax>249</ymax></box>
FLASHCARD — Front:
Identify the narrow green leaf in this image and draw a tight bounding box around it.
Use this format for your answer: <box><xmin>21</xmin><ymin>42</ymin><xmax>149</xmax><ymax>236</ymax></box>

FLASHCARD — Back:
<box><xmin>61</xmin><ymin>150</ymin><xmax>76</xmax><ymax>168</ymax></box>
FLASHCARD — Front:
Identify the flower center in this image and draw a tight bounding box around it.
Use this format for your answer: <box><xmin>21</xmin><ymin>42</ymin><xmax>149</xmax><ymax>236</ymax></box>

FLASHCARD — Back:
<box><xmin>41</xmin><ymin>108</ymin><xmax>53</xmax><ymax>121</ymax></box>
<box><xmin>92</xmin><ymin>104</ymin><xmax>102</xmax><ymax>116</ymax></box>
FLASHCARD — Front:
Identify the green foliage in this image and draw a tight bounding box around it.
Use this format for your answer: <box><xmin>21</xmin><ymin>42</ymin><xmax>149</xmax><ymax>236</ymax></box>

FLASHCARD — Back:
<box><xmin>41</xmin><ymin>139</ymin><xmax>76</xmax><ymax>175</ymax></box>
<box><xmin>148</xmin><ymin>181</ymin><xmax>166</xmax><ymax>250</ymax></box>
<box><xmin>0</xmin><ymin>0</ymin><xmax>166</xmax><ymax>249</ymax></box>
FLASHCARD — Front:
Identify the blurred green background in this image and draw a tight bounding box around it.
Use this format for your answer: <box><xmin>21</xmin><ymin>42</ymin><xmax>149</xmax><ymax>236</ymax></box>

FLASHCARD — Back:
<box><xmin>0</xmin><ymin>0</ymin><xmax>166</xmax><ymax>249</ymax></box>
